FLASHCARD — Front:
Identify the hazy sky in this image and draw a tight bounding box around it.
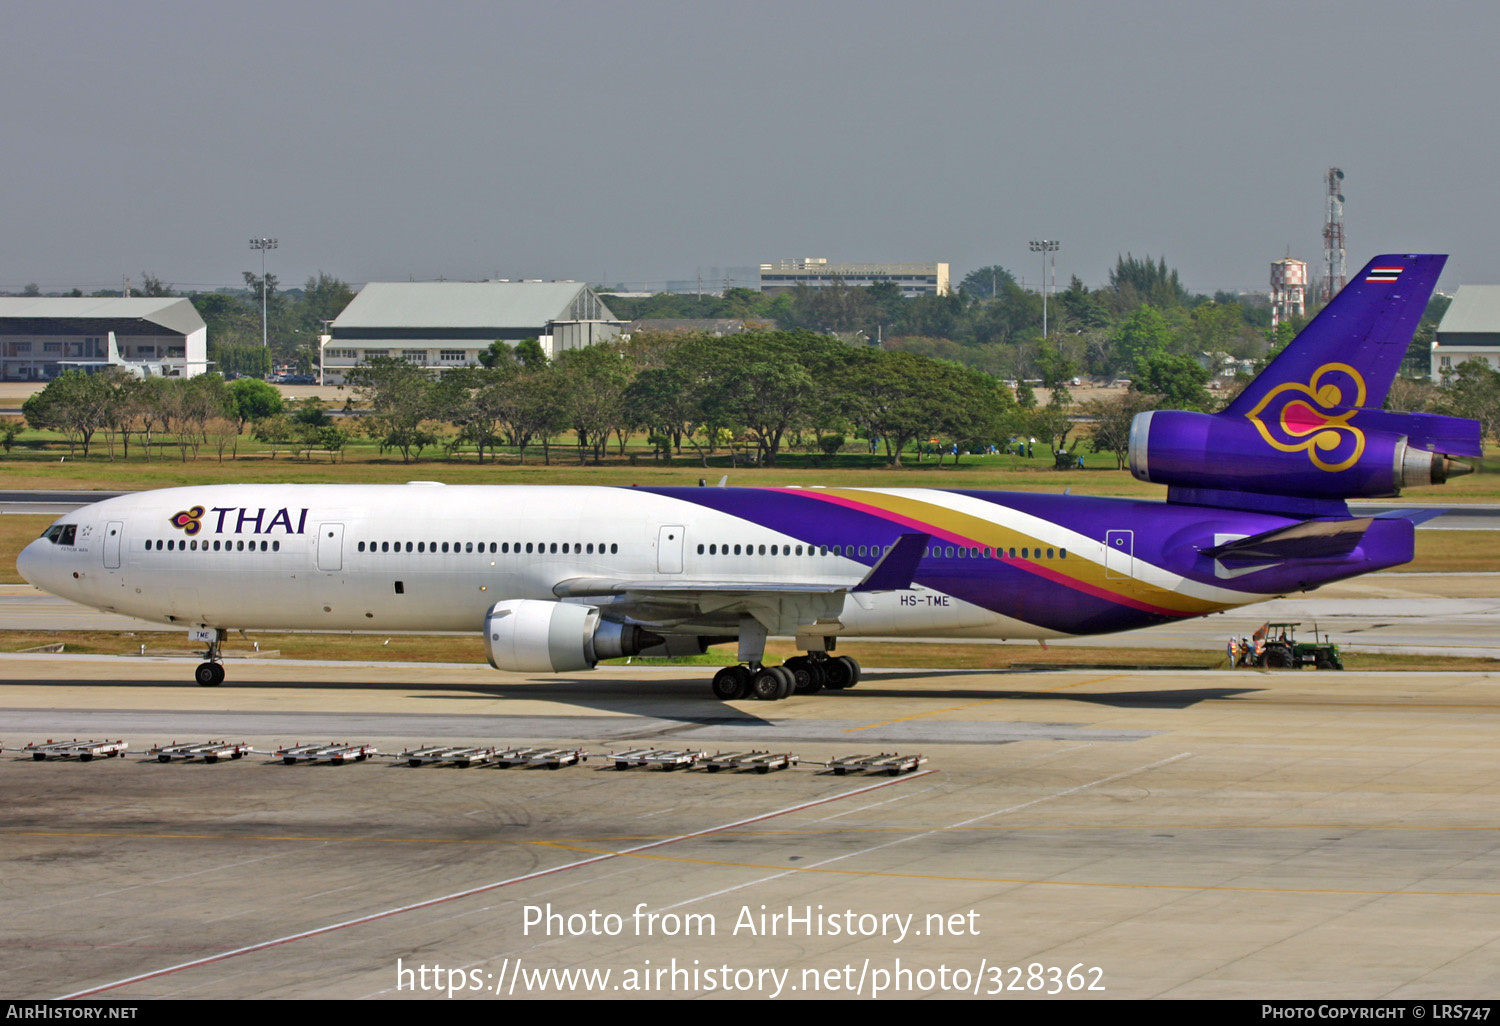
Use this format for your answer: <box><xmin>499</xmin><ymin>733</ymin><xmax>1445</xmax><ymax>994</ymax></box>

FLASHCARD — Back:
<box><xmin>3</xmin><ymin>0</ymin><xmax>1497</xmax><ymax>295</ymax></box>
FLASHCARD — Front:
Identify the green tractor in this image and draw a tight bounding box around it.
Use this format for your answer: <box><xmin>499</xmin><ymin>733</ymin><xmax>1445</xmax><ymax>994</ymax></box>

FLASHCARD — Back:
<box><xmin>1233</xmin><ymin>622</ymin><xmax>1343</xmax><ymax>670</ymax></box>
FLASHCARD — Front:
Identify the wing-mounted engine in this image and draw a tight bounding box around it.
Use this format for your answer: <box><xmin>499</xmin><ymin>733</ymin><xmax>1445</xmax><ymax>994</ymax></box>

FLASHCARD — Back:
<box><xmin>483</xmin><ymin>599</ymin><xmax>662</xmax><ymax>672</ymax></box>
<box><xmin>1129</xmin><ymin>407</ymin><xmax>1477</xmax><ymax>506</ymax></box>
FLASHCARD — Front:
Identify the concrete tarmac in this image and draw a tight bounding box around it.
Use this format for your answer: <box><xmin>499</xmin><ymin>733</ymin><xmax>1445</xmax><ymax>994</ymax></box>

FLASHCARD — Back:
<box><xmin>4</xmin><ymin>655</ymin><xmax>1500</xmax><ymax>1000</ymax></box>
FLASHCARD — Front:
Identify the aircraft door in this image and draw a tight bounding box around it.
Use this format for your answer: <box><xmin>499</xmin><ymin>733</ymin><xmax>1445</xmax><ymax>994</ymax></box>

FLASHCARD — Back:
<box><xmin>657</xmin><ymin>525</ymin><xmax>684</xmax><ymax>574</ymax></box>
<box><xmin>317</xmin><ymin>523</ymin><xmax>344</xmax><ymax>572</ymax></box>
<box><xmin>1104</xmin><ymin>529</ymin><xmax>1133</xmax><ymax>579</ymax></box>
<box><xmin>103</xmin><ymin>521</ymin><xmax>123</xmax><ymax>569</ymax></box>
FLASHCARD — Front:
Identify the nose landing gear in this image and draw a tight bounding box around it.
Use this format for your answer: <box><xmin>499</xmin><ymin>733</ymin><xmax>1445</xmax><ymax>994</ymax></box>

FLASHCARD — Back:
<box><xmin>194</xmin><ymin>630</ymin><xmax>226</xmax><ymax>686</ymax></box>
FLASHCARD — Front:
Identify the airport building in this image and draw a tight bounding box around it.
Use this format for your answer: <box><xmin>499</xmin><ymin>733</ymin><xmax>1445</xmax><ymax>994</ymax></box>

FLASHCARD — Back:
<box><xmin>322</xmin><ymin>281</ymin><xmax>622</xmax><ymax>384</ymax></box>
<box><xmin>1432</xmin><ymin>285</ymin><xmax>1500</xmax><ymax>380</ymax></box>
<box><xmin>0</xmin><ymin>297</ymin><xmax>208</xmax><ymax>381</ymax></box>
<box><xmin>757</xmin><ymin>259</ymin><xmax>950</xmax><ymax>298</ymax></box>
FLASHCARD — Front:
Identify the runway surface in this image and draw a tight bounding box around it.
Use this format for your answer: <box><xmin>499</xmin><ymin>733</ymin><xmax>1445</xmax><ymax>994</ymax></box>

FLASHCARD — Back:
<box><xmin>4</xmin><ymin>655</ymin><xmax>1500</xmax><ymax>999</ymax></box>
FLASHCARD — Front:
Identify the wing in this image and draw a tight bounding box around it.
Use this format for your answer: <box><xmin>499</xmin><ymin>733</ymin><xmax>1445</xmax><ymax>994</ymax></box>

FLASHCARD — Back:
<box><xmin>552</xmin><ymin>532</ymin><xmax>931</xmax><ymax>633</ymax></box>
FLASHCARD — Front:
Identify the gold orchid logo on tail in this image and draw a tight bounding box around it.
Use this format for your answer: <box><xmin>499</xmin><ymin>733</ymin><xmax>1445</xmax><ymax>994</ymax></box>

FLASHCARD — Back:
<box><xmin>1245</xmin><ymin>363</ymin><xmax>1367</xmax><ymax>472</ymax></box>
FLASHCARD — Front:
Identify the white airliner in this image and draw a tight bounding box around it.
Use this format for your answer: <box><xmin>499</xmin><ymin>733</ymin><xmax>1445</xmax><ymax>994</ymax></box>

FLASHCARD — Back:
<box><xmin>14</xmin><ymin>254</ymin><xmax>1483</xmax><ymax>702</ymax></box>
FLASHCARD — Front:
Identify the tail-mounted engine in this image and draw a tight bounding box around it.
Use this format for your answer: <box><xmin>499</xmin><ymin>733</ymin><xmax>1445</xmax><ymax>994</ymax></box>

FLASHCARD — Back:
<box><xmin>484</xmin><ymin>599</ymin><xmax>662</xmax><ymax>673</ymax></box>
<box><xmin>1129</xmin><ymin>408</ymin><xmax>1478</xmax><ymax>502</ymax></box>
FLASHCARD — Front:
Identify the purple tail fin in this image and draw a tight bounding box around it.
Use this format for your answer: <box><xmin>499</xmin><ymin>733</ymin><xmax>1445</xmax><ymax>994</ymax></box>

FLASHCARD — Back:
<box><xmin>1224</xmin><ymin>253</ymin><xmax>1445</xmax><ymax>417</ymax></box>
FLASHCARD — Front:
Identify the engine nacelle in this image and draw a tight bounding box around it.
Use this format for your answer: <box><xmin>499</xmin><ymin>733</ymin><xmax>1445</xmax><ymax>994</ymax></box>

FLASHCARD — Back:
<box><xmin>483</xmin><ymin>599</ymin><xmax>661</xmax><ymax>673</ymax></box>
<box><xmin>1129</xmin><ymin>409</ymin><xmax>1469</xmax><ymax>501</ymax></box>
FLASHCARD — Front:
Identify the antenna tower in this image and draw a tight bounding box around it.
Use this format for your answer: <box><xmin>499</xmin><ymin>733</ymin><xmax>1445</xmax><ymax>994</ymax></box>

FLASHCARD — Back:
<box><xmin>1322</xmin><ymin>167</ymin><xmax>1346</xmax><ymax>302</ymax></box>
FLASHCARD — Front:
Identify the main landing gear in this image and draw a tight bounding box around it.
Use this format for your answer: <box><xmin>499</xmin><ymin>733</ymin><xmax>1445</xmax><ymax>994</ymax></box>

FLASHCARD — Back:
<box><xmin>709</xmin><ymin>654</ymin><xmax>861</xmax><ymax>702</ymax></box>
<box><xmin>195</xmin><ymin>631</ymin><xmax>226</xmax><ymax>687</ymax></box>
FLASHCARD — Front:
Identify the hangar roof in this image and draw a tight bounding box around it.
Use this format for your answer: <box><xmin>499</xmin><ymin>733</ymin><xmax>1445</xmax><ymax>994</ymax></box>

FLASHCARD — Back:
<box><xmin>1436</xmin><ymin>286</ymin><xmax>1500</xmax><ymax>337</ymax></box>
<box><xmin>332</xmin><ymin>282</ymin><xmax>616</xmax><ymax>330</ymax></box>
<box><xmin>0</xmin><ymin>297</ymin><xmax>205</xmax><ymax>336</ymax></box>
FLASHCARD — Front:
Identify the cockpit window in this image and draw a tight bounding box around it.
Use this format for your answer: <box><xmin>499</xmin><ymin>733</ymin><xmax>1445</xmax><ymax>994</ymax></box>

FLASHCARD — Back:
<box><xmin>43</xmin><ymin>524</ymin><xmax>77</xmax><ymax>545</ymax></box>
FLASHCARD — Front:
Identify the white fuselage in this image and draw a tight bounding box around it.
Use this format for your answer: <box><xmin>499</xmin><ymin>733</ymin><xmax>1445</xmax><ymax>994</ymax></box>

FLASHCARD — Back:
<box><xmin>21</xmin><ymin>484</ymin><xmax>1071</xmax><ymax>641</ymax></box>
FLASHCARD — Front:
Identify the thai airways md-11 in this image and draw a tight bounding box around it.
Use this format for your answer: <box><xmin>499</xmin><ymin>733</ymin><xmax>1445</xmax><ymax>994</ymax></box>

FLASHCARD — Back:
<box><xmin>17</xmin><ymin>254</ymin><xmax>1481</xmax><ymax>701</ymax></box>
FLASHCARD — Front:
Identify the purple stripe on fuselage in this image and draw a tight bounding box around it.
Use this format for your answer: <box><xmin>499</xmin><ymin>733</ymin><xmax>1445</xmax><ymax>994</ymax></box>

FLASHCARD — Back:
<box><xmin>638</xmin><ymin>486</ymin><xmax>1204</xmax><ymax>634</ymax></box>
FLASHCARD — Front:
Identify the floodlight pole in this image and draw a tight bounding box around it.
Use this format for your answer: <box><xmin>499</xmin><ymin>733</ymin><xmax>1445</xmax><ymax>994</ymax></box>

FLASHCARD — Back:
<box><xmin>249</xmin><ymin>237</ymin><xmax>278</xmax><ymax>348</ymax></box>
<box><xmin>1029</xmin><ymin>239</ymin><xmax>1059</xmax><ymax>338</ymax></box>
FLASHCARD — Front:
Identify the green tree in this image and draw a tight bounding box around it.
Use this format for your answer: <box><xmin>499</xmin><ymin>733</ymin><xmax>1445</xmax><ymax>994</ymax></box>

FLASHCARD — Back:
<box><xmin>22</xmin><ymin>371</ymin><xmax>115</xmax><ymax>456</ymax></box>
<box><xmin>1131</xmin><ymin>351</ymin><xmax>1213</xmax><ymax>411</ymax></box>
<box><xmin>555</xmin><ymin>344</ymin><xmax>629</xmax><ymax>464</ymax></box>
<box><xmin>347</xmin><ymin>356</ymin><xmax>438</xmax><ymax>462</ymax></box>
<box><xmin>1108</xmin><ymin>253</ymin><xmax>1189</xmax><ymax>311</ymax></box>
<box><xmin>959</xmin><ymin>265</ymin><xmax>1017</xmax><ymax>301</ymax></box>
<box><xmin>228</xmin><ymin>377</ymin><xmax>283</xmax><ymax>431</ymax></box>
<box><xmin>1113</xmin><ymin>305</ymin><xmax>1175</xmax><ymax>376</ymax></box>
<box><xmin>1081</xmin><ymin>391</ymin><xmax>1159</xmax><ymax>469</ymax></box>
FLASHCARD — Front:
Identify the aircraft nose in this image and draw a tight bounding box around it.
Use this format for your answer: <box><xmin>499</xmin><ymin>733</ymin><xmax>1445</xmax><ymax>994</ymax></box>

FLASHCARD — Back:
<box><xmin>16</xmin><ymin>538</ymin><xmax>52</xmax><ymax>591</ymax></box>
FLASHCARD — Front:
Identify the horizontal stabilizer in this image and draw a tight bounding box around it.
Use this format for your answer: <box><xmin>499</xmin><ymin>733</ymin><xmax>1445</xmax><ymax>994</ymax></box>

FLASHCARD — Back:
<box><xmin>1329</xmin><ymin>408</ymin><xmax>1484</xmax><ymax>459</ymax></box>
<box><xmin>853</xmin><ymin>532</ymin><xmax>931</xmax><ymax>592</ymax></box>
<box><xmin>1202</xmin><ymin>517</ymin><xmax>1373</xmax><ymax>568</ymax></box>
<box><xmin>1371</xmin><ymin>508</ymin><xmax>1448</xmax><ymax>526</ymax></box>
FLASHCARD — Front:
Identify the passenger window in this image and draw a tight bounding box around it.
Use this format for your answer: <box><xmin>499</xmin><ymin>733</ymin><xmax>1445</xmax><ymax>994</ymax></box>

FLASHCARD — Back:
<box><xmin>1047</xmin><ymin>548</ymin><xmax>1054</xmax><ymax>558</ymax></box>
<box><xmin>214</xmin><ymin>541</ymin><xmax>221</xmax><ymax>551</ymax></box>
<box><xmin>550</xmin><ymin>543</ymin><xmax>557</xmax><ymax>554</ymax></box>
<box><xmin>273</xmin><ymin>541</ymin><xmax>280</xmax><ymax>552</ymax></box>
<box><xmin>405</xmin><ymin>542</ymin><xmax>413</xmax><ymax>553</ymax></box>
<box><xmin>610</xmin><ymin>543</ymin><xmax>617</xmax><ymax>554</ymax></box>
<box><xmin>467</xmin><ymin>543</ymin><xmax>474</xmax><ymax>553</ymax></box>
<box><xmin>697</xmin><ymin>544</ymin><xmax>704</xmax><ymax>554</ymax></box>
<box><xmin>1060</xmin><ymin>548</ymin><xmax>1067</xmax><ymax>558</ymax></box>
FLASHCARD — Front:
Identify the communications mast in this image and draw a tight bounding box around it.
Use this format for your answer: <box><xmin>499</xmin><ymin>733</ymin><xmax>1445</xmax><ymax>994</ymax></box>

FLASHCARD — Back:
<box><xmin>1322</xmin><ymin>168</ymin><xmax>1346</xmax><ymax>302</ymax></box>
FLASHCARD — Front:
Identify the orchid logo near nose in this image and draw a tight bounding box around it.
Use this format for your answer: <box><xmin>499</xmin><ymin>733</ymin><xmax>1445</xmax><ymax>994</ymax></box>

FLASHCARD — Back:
<box><xmin>1244</xmin><ymin>363</ymin><xmax>1367</xmax><ymax>473</ymax></box>
<box><xmin>170</xmin><ymin>505</ymin><xmax>205</xmax><ymax>535</ymax></box>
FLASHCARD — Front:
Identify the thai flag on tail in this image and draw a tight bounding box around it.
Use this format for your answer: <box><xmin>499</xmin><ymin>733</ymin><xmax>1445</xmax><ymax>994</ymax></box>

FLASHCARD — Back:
<box><xmin>1364</xmin><ymin>265</ymin><xmax>1403</xmax><ymax>282</ymax></box>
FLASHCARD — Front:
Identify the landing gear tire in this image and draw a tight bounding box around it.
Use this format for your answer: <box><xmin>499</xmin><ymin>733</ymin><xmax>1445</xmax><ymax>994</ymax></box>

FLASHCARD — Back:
<box><xmin>195</xmin><ymin>662</ymin><xmax>224</xmax><ymax>686</ymax></box>
<box><xmin>785</xmin><ymin>656</ymin><xmax>825</xmax><ymax>694</ymax></box>
<box><xmin>751</xmin><ymin>666</ymin><xmax>788</xmax><ymax>701</ymax></box>
<box><xmin>772</xmin><ymin>665</ymin><xmax>794</xmax><ymax>700</ymax></box>
<box><xmin>822</xmin><ymin>655</ymin><xmax>861</xmax><ymax>690</ymax></box>
<box><xmin>711</xmin><ymin>665</ymin><xmax>752</xmax><ymax>700</ymax></box>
